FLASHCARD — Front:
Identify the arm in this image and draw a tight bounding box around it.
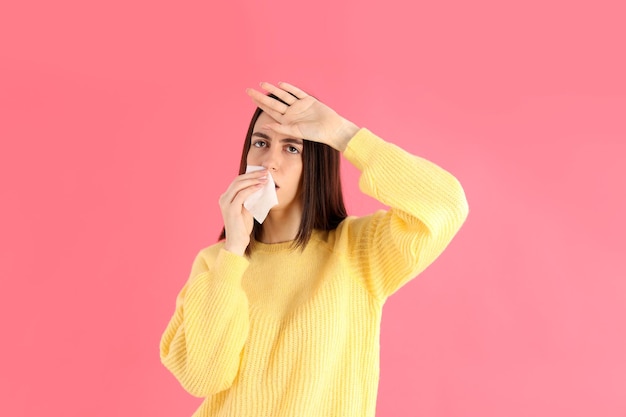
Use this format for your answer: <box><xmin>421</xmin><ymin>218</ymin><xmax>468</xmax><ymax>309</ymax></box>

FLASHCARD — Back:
<box><xmin>246</xmin><ymin>81</ymin><xmax>468</xmax><ymax>297</ymax></box>
<box><xmin>159</xmin><ymin>115</ymin><xmax>269</xmax><ymax>395</ymax></box>
<box><xmin>340</xmin><ymin>128</ymin><xmax>469</xmax><ymax>298</ymax></box>
<box><xmin>159</xmin><ymin>247</ymin><xmax>250</xmax><ymax>397</ymax></box>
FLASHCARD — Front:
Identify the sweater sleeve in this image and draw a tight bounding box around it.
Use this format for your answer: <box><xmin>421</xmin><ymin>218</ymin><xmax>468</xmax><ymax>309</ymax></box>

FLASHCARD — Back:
<box><xmin>159</xmin><ymin>247</ymin><xmax>250</xmax><ymax>397</ymax></box>
<box><xmin>340</xmin><ymin>128</ymin><xmax>469</xmax><ymax>299</ymax></box>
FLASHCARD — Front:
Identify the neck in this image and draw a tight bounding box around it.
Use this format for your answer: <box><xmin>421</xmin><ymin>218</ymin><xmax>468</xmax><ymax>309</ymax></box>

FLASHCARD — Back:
<box><xmin>258</xmin><ymin>203</ymin><xmax>303</xmax><ymax>244</ymax></box>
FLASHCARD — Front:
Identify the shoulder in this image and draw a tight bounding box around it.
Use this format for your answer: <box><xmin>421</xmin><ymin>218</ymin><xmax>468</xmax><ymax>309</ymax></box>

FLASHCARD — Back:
<box><xmin>197</xmin><ymin>241</ymin><xmax>226</xmax><ymax>258</ymax></box>
<box><xmin>190</xmin><ymin>241</ymin><xmax>226</xmax><ymax>275</ymax></box>
<box><xmin>323</xmin><ymin>210</ymin><xmax>389</xmax><ymax>252</ymax></box>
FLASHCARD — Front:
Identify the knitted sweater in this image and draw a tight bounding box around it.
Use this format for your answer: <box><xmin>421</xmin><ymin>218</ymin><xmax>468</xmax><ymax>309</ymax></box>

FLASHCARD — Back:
<box><xmin>160</xmin><ymin>128</ymin><xmax>469</xmax><ymax>417</ymax></box>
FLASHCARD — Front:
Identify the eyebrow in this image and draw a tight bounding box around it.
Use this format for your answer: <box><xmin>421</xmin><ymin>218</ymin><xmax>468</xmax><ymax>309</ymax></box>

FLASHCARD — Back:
<box><xmin>252</xmin><ymin>132</ymin><xmax>303</xmax><ymax>145</ymax></box>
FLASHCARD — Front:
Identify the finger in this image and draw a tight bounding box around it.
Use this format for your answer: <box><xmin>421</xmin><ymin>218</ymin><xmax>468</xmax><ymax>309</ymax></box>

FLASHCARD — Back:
<box><xmin>231</xmin><ymin>182</ymin><xmax>265</xmax><ymax>207</ymax></box>
<box><xmin>221</xmin><ymin>174</ymin><xmax>268</xmax><ymax>204</ymax></box>
<box><xmin>246</xmin><ymin>88</ymin><xmax>288</xmax><ymax>118</ymax></box>
<box><xmin>222</xmin><ymin>182</ymin><xmax>264</xmax><ymax>209</ymax></box>
<box><xmin>260</xmin><ymin>81</ymin><xmax>298</xmax><ymax>105</ymax></box>
<box><xmin>277</xmin><ymin>82</ymin><xmax>309</xmax><ymax>100</ymax></box>
<box><xmin>228</xmin><ymin>170</ymin><xmax>269</xmax><ymax>190</ymax></box>
<box><xmin>238</xmin><ymin>169</ymin><xmax>269</xmax><ymax>180</ymax></box>
<box><xmin>226</xmin><ymin>175</ymin><xmax>267</xmax><ymax>197</ymax></box>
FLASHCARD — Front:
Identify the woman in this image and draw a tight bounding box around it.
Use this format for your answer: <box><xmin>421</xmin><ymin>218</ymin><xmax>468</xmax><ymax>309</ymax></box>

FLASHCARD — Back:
<box><xmin>160</xmin><ymin>81</ymin><xmax>469</xmax><ymax>416</ymax></box>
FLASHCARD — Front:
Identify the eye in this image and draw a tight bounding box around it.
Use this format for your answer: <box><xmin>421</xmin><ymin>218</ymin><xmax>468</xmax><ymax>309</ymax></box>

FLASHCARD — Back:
<box><xmin>253</xmin><ymin>140</ymin><xmax>267</xmax><ymax>148</ymax></box>
<box><xmin>286</xmin><ymin>145</ymin><xmax>300</xmax><ymax>154</ymax></box>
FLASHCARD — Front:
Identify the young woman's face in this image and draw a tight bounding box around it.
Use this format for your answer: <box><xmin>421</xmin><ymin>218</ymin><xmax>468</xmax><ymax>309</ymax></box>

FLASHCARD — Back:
<box><xmin>246</xmin><ymin>112</ymin><xmax>304</xmax><ymax>214</ymax></box>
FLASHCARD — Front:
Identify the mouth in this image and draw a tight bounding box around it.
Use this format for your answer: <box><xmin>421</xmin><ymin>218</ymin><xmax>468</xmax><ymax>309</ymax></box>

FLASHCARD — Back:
<box><xmin>274</xmin><ymin>182</ymin><xmax>280</xmax><ymax>189</ymax></box>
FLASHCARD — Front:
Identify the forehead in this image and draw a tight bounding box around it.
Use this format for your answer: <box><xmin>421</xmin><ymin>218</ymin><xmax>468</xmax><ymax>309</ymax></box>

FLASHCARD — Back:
<box><xmin>253</xmin><ymin>112</ymin><xmax>277</xmax><ymax>131</ymax></box>
<box><xmin>252</xmin><ymin>112</ymin><xmax>303</xmax><ymax>141</ymax></box>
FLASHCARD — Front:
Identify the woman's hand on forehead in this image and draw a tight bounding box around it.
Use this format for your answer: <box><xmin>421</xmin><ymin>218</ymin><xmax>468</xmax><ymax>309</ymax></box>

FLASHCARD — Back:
<box><xmin>246</xmin><ymin>81</ymin><xmax>359</xmax><ymax>152</ymax></box>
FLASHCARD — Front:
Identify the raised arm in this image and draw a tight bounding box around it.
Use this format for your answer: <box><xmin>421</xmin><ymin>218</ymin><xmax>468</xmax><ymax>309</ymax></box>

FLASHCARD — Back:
<box><xmin>247</xmin><ymin>81</ymin><xmax>469</xmax><ymax>297</ymax></box>
<box><xmin>338</xmin><ymin>129</ymin><xmax>469</xmax><ymax>298</ymax></box>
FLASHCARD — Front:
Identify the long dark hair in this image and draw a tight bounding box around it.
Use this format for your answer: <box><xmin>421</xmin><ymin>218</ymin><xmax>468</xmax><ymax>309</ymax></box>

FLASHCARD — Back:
<box><xmin>219</xmin><ymin>93</ymin><xmax>347</xmax><ymax>253</ymax></box>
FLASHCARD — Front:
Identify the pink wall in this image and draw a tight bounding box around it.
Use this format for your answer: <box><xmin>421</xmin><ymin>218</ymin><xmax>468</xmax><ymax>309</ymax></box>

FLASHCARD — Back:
<box><xmin>1</xmin><ymin>1</ymin><xmax>625</xmax><ymax>416</ymax></box>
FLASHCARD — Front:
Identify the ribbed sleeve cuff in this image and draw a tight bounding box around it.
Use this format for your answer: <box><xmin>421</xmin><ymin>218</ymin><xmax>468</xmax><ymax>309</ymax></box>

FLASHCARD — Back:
<box><xmin>343</xmin><ymin>128</ymin><xmax>386</xmax><ymax>172</ymax></box>
<box><xmin>213</xmin><ymin>249</ymin><xmax>249</xmax><ymax>286</ymax></box>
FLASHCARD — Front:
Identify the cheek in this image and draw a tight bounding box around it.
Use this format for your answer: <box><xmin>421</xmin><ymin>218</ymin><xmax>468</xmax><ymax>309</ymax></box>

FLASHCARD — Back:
<box><xmin>246</xmin><ymin>151</ymin><xmax>257</xmax><ymax>166</ymax></box>
<box><xmin>296</xmin><ymin>160</ymin><xmax>303</xmax><ymax>179</ymax></box>
<box><xmin>292</xmin><ymin>162</ymin><xmax>304</xmax><ymax>191</ymax></box>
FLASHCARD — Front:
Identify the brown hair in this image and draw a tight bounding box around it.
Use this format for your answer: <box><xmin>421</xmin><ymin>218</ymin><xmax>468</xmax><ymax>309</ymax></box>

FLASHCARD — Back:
<box><xmin>219</xmin><ymin>93</ymin><xmax>347</xmax><ymax>253</ymax></box>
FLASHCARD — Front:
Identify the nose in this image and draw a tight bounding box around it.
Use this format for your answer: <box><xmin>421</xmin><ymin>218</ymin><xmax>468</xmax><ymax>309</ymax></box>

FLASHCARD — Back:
<box><xmin>260</xmin><ymin>147</ymin><xmax>281</xmax><ymax>171</ymax></box>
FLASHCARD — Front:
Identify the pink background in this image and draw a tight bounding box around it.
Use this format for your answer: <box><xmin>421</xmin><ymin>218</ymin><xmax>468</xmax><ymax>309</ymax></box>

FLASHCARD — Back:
<box><xmin>1</xmin><ymin>0</ymin><xmax>625</xmax><ymax>416</ymax></box>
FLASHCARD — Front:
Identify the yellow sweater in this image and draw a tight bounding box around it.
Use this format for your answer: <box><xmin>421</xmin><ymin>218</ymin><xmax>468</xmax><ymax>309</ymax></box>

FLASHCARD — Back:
<box><xmin>160</xmin><ymin>128</ymin><xmax>469</xmax><ymax>417</ymax></box>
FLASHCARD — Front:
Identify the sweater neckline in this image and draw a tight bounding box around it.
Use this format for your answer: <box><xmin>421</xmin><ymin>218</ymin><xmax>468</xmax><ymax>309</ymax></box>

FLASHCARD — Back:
<box><xmin>251</xmin><ymin>238</ymin><xmax>298</xmax><ymax>253</ymax></box>
<box><xmin>251</xmin><ymin>229</ymin><xmax>326</xmax><ymax>253</ymax></box>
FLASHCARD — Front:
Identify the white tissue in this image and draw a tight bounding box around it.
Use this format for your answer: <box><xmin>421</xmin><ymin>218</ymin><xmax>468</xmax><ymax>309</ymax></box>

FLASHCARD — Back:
<box><xmin>243</xmin><ymin>165</ymin><xmax>278</xmax><ymax>224</ymax></box>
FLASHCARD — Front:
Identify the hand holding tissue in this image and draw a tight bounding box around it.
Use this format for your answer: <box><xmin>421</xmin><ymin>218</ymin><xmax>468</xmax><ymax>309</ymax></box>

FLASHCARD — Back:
<box><xmin>244</xmin><ymin>166</ymin><xmax>278</xmax><ymax>223</ymax></box>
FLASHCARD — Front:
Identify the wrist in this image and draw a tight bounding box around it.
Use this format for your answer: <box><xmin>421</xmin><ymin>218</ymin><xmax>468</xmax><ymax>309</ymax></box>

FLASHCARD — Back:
<box><xmin>333</xmin><ymin>119</ymin><xmax>360</xmax><ymax>152</ymax></box>
<box><xmin>223</xmin><ymin>239</ymin><xmax>248</xmax><ymax>257</ymax></box>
